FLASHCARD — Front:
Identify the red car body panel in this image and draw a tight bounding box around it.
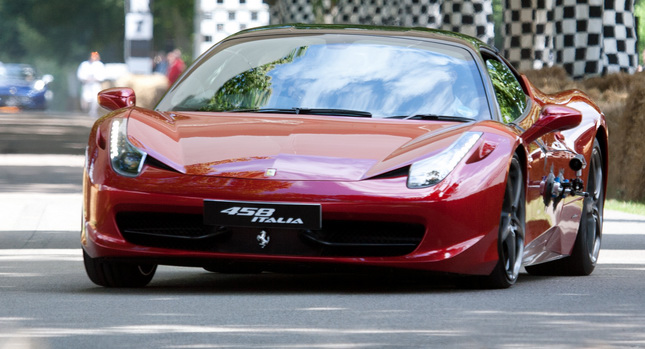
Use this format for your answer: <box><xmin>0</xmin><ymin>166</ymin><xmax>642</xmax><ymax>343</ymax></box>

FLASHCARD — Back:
<box><xmin>82</xmin><ymin>89</ymin><xmax>606</xmax><ymax>276</ymax></box>
<box><xmin>83</xmin><ymin>110</ymin><xmax>519</xmax><ymax>276</ymax></box>
<box><xmin>518</xmin><ymin>86</ymin><xmax>607</xmax><ymax>264</ymax></box>
<box><xmin>82</xmin><ymin>27</ymin><xmax>608</xmax><ymax>283</ymax></box>
<box><xmin>126</xmin><ymin>110</ymin><xmax>462</xmax><ymax>180</ymax></box>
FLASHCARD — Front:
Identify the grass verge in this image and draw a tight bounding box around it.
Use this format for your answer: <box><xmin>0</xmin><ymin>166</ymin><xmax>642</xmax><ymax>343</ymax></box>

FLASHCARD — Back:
<box><xmin>605</xmin><ymin>199</ymin><xmax>645</xmax><ymax>216</ymax></box>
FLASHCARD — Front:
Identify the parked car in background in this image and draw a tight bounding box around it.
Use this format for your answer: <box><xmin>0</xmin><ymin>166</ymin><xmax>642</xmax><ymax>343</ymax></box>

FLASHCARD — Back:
<box><xmin>0</xmin><ymin>63</ymin><xmax>53</xmax><ymax>110</ymax></box>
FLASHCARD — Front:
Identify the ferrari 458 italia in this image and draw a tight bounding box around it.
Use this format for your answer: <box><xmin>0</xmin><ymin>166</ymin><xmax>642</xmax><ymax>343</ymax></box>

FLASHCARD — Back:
<box><xmin>82</xmin><ymin>25</ymin><xmax>607</xmax><ymax>288</ymax></box>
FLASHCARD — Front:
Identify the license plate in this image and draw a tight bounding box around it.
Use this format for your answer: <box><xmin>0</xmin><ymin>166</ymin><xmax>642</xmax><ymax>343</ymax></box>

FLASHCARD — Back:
<box><xmin>204</xmin><ymin>200</ymin><xmax>321</xmax><ymax>230</ymax></box>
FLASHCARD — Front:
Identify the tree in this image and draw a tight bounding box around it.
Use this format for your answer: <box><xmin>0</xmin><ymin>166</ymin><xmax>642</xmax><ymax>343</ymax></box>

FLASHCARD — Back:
<box><xmin>0</xmin><ymin>0</ymin><xmax>194</xmax><ymax>110</ymax></box>
<box><xmin>152</xmin><ymin>0</ymin><xmax>194</xmax><ymax>59</ymax></box>
<box><xmin>0</xmin><ymin>0</ymin><xmax>125</xmax><ymax>64</ymax></box>
<box><xmin>635</xmin><ymin>0</ymin><xmax>645</xmax><ymax>65</ymax></box>
<box><xmin>0</xmin><ymin>0</ymin><xmax>194</xmax><ymax>65</ymax></box>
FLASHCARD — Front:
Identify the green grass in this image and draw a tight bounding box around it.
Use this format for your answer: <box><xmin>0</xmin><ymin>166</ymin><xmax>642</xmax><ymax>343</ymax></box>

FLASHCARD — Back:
<box><xmin>605</xmin><ymin>199</ymin><xmax>645</xmax><ymax>216</ymax></box>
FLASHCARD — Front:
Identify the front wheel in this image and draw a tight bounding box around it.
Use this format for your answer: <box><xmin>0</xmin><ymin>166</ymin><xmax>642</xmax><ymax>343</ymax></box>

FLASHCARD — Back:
<box><xmin>481</xmin><ymin>155</ymin><xmax>526</xmax><ymax>289</ymax></box>
<box><xmin>83</xmin><ymin>250</ymin><xmax>157</xmax><ymax>287</ymax></box>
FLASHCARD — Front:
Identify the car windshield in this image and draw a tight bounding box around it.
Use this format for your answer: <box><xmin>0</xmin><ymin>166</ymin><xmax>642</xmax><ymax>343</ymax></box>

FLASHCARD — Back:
<box><xmin>157</xmin><ymin>34</ymin><xmax>491</xmax><ymax>120</ymax></box>
<box><xmin>0</xmin><ymin>64</ymin><xmax>37</xmax><ymax>82</ymax></box>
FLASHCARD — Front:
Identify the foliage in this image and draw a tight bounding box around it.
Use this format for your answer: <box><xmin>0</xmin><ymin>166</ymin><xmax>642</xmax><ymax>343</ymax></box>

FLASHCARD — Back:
<box><xmin>201</xmin><ymin>46</ymin><xmax>308</xmax><ymax>111</ymax></box>
<box><xmin>486</xmin><ymin>59</ymin><xmax>526</xmax><ymax>123</ymax></box>
<box><xmin>0</xmin><ymin>0</ymin><xmax>194</xmax><ymax>111</ymax></box>
<box><xmin>605</xmin><ymin>199</ymin><xmax>645</xmax><ymax>216</ymax></box>
<box><xmin>0</xmin><ymin>0</ymin><xmax>125</xmax><ymax>64</ymax></box>
<box><xmin>0</xmin><ymin>0</ymin><xmax>128</xmax><ymax>110</ymax></box>
<box><xmin>201</xmin><ymin>67</ymin><xmax>274</xmax><ymax>111</ymax></box>
<box><xmin>0</xmin><ymin>0</ymin><xmax>194</xmax><ymax>64</ymax></box>
<box><xmin>492</xmin><ymin>0</ymin><xmax>504</xmax><ymax>49</ymax></box>
<box><xmin>635</xmin><ymin>0</ymin><xmax>645</xmax><ymax>63</ymax></box>
<box><xmin>152</xmin><ymin>0</ymin><xmax>194</xmax><ymax>60</ymax></box>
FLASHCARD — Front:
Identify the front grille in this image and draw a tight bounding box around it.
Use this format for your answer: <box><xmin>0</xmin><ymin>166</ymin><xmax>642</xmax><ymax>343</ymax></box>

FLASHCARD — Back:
<box><xmin>117</xmin><ymin>212</ymin><xmax>205</xmax><ymax>238</ymax></box>
<box><xmin>303</xmin><ymin>220</ymin><xmax>423</xmax><ymax>246</ymax></box>
<box><xmin>116</xmin><ymin>212</ymin><xmax>425</xmax><ymax>257</ymax></box>
<box><xmin>300</xmin><ymin>221</ymin><xmax>424</xmax><ymax>256</ymax></box>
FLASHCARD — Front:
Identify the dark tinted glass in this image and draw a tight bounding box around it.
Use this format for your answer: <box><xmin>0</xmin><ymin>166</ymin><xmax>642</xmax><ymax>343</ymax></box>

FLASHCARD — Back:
<box><xmin>0</xmin><ymin>64</ymin><xmax>37</xmax><ymax>81</ymax></box>
<box><xmin>485</xmin><ymin>59</ymin><xmax>526</xmax><ymax>123</ymax></box>
<box><xmin>158</xmin><ymin>34</ymin><xmax>491</xmax><ymax>120</ymax></box>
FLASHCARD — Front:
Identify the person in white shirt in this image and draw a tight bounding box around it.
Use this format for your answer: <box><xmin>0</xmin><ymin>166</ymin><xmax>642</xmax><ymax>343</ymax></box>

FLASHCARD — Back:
<box><xmin>77</xmin><ymin>52</ymin><xmax>105</xmax><ymax>117</ymax></box>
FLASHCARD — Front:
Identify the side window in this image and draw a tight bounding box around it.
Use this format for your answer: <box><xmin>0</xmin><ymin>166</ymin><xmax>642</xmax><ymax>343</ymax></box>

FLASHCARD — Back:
<box><xmin>485</xmin><ymin>59</ymin><xmax>527</xmax><ymax>123</ymax></box>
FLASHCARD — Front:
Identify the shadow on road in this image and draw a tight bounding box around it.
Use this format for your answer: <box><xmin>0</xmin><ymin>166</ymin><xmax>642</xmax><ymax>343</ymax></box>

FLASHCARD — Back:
<box><xmin>72</xmin><ymin>268</ymin><xmax>560</xmax><ymax>295</ymax></box>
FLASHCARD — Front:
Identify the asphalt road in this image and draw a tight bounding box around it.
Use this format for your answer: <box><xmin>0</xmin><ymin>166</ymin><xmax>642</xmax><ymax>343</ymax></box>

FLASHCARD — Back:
<box><xmin>1</xmin><ymin>111</ymin><xmax>645</xmax><ymax>349</ymax></box>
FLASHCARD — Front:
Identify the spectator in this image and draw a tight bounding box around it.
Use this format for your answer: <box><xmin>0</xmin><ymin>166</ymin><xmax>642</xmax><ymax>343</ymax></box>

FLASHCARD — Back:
<box><xmin>166</xmin><ymin>49</ymin><xmax>185</xmax><ymax>87</ymax></box>
<box><xmin>77</xmin><ymin>51</ymin><xmax>105</xmax><ymax>117</ymax></box>
<box><xmin>153</xmin><ymin>51</ymin><xmax>168</xmax><ymax>75</ymax></box>
<box><xmin>639</xmin><ymin>49</ymin><xmax>645</xmax><ymax>72</ymax></box>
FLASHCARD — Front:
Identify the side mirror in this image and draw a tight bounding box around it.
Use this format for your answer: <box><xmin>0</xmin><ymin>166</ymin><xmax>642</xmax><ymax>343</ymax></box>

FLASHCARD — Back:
<box><xmin>98</xmin><ymin>87</ymin><xmax>136</xmax><ymax>111</ymax></box>
<box><xmin>522</xmin><ymin>105</ymin><xmax>582</xmax><ymax>144</ymax></box>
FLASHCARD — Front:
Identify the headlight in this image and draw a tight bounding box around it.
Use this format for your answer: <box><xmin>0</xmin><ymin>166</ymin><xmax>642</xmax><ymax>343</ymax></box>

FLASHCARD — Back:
<box><xmin>407</xmin><ymin>132</ymin><xmax>482</xmax><ymax>189</ymax></box>
<box><xmin>33</xmin><ymin>79</ymin><xmax>46</xmax><ymax>91</ymax></box>
<box><xmin>109</xmin><ymin>118</ymin><xmax>147</xmax><ymax>177</ymax></box>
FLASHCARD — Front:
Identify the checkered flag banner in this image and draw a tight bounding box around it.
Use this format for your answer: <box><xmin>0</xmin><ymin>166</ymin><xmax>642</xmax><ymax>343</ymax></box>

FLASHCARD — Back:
<box><xmin>601</xmin><ymin>0</ymin><xmax>638</xmax><ymax>74</ymax></box>
<box><xmin>334</xmin><ymin>0</ymin><xmax>410</xmax><ymax>26</ymax></box>
<box><xmin>270</xmin><ymin>0</ymin><xmax>637</xmax><ymax>78</ymax></box>
<box><xmin>335</xmin><ymin>0</ymin><xmax>495</xmax><ymax>45</ymax></box>
<box><xmin>553</xmin><ymin>0</ymin><xmax>606</xmax><ymax>77</ymax></box>
<box><xmin>271</xmin><ymin>0</ymin><xmax>494</xmax><ymax>45</ymax></box>
<box><xmin>441</xmin><ymin>0</ymin><xmax>495</xmax><ymax>45</ymax></box>
<box><xmin>504</xmin><ymin>0</ymin><xmax>637</xmax><ymax>78</ymax></box>
<box><xmin>502</xmin><ymin>0</ymin><xmax>554</xmax><ymax>71</ymax></box>
<box><xmin>270</xmin><ymin>0</ymin><xmax>334</xmax><ymax>24</ymax></box>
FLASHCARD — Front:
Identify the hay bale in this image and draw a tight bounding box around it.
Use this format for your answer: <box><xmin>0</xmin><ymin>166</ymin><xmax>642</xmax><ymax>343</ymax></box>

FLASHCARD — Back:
<box><xmin>522</xmin><ymin>66</ymin><xmax>575</xmax><ymax>93</ymax></box>
<box><xmin>591</xmin><ymin>88</ymin><xmax>627</xmax><ymax>126</ymax></box>
<box><xmin>609</xmin><ymin>83</ymin><xmax>645</xmax><ymax>201</ymax></box>
<box><xmin>572</xmin><ymin>72</ymin><xmax>645</xmax><ymax>202</ymax></box>
<box><xmin>581</xmin><ymin>71</ymin><xmax>645</xmax><ymax>94</ymax></box>
<box><xmin>115</xmin><ymin>73</ymin><xmax>169</xmax><ymax>109</ymax></box>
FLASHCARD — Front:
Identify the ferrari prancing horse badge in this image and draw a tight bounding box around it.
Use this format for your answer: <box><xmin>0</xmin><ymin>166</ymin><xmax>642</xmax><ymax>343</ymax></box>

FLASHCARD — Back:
<box><xmin>257</xmin><ymin>230</ymin><xmax>270</xmax><ymax>248</ymax></box>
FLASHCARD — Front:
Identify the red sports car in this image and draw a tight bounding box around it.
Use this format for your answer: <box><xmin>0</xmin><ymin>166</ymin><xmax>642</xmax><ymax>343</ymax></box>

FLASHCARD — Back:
<box><xmin>82</xmin><ymin>25</ymin><xmax>607</xmax><ymax>288</ymax></box>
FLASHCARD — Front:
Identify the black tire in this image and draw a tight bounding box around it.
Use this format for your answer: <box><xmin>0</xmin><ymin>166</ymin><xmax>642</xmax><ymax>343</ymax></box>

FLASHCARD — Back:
<box><xmin>83</xmin><ymin>250</ymin><xmax>157</xmax><ymax>287</ymax></box>
<box><xmin>525</xmin><ymin>139</ymin><xmax>604</xmax><ymax>276</ymax></box>
<box><xmin>480</xmin><ymin>155</ymin><xmax>526</xmax><ymax>289</ymax></box>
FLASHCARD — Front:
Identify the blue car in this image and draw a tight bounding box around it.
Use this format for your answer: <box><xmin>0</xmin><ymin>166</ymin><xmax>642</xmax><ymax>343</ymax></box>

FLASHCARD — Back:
<box><xmin>0</xmin><ymin>63</ymin><xmax>53</xmax><ymax>110</ymax></box>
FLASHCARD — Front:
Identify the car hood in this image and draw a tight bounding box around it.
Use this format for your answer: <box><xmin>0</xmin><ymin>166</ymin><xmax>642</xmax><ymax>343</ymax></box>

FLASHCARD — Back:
<box><xmin>127</xmin><ymin>109</ymin><xmax>474</xmax><ymax>181</ymax></box>
<box><xmin>0</xmin><ymin>79</ymin><xmax>33</xmax><ymax>90</ymax></box>
<box><xmin>0</xmin><ymin>81</ymin><xmax>44</xmax><ymax>98</ymax></box>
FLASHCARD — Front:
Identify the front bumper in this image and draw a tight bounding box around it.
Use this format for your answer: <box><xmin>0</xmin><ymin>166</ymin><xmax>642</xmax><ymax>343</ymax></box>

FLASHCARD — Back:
<box><xmin>0</xmin><ymin>91</ymin><xmax>47</xmax><ymax>109</ymax></box>
<box><xmin>82</xmin><ymin>151</ymin><xmax>506</xmax><ymax>276</ymax></box>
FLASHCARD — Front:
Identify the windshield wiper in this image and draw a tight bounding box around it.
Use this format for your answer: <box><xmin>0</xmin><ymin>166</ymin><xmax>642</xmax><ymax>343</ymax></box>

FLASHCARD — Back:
<box><xmin>297</xmin><ymin>108</ymin><xmax>372</xmax><ymax>117</ymax></box>
<box><xmin>226</xmin><ymin>108</ymin><xmax>297</xmax><ymax>114</ymax></box>
<box><xmin>401</xmin><ymin>114</ymin><xmax>474</xmax><ymax>122</ymax></box>
<box><xmin>227</xmin><ymin>107</ymin><xmax>372</xmax><ymax>118</ymax></box>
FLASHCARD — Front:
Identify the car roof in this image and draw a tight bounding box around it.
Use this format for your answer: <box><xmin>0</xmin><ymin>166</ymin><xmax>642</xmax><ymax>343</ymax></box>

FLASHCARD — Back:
<box><xmin>229</xmin><ymin>24</ymin><xmax>493</xmax><ymax>54</ymax></box>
